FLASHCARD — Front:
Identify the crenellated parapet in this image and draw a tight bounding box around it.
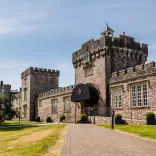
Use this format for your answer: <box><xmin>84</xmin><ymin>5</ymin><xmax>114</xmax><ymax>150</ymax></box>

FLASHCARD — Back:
<box><xmin>21</xmin><ymin>67</ymin><xmax>60</xmax><ymax>79</ymax></box>
<box><xmin>72</xmin><ymin>29</ymin><xmax>148</xmax><ymax>68</ymax></box>
<box><xmin>38</xmin><ymin>85</ymin><xmax>75</xmax><ymax>99</ymax></box>
<box><xmin>110</xmin><ymin>61</ymin><xmax>156</xmax><ymax>84</ymax></box>
<box><xmin>72</xmin><ymin>38</ymin><xmax>106</xmax><ymax>68</ymax></box>
<box><xmin>1</xmin><ymin>84</ymin><xmax>11</xmax><ymax>90</ymax></box>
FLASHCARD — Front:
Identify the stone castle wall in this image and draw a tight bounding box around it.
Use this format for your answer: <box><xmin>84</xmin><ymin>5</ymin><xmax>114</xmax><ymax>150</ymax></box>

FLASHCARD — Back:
<box><xmin>38</xmin><ymin>85</ymin><xmax>81</xmax><ymax>123</ymax></box>
<box><xmin>110</xmin><ymin>61</ymin><xmax>156</xmax><ymax>123</ymax></box>
<box><xmin>110</xmin><ymin>61</ymin><xmax>156</xmax><ymax>84</ymax></box>
<box><xmin>0</xmin><ymin>81</ymin><xmax>11</xmax><ymax>100</ymax></box>
<box><xmin>21</xmin><ymin>67</ymin><xmax>60</xmax><ymax>121</ymax></box>
<box><xmin>72</xmin><ymin>32</ymin><xmax>148</xmax><ymax>108</ymax></box>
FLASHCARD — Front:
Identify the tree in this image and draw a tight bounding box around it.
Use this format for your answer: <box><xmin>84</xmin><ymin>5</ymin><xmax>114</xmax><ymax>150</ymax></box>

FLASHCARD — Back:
<box><xmin>0</xmin><ymin>95</ymin><xmax>16</xmax><ymax>123</ymax></box>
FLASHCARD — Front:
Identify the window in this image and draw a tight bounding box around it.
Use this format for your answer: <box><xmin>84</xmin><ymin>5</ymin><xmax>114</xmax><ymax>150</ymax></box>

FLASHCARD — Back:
<box><xmin>112</xmin><ymin>88</ymin><xmax>122</xmax><ymax>108</ymax></box>
<box><xmin>23</xmin><ymin>105</ymin><xmax>27</xmax><ymax>118</ymax></box>
<box><xmin>38</xmin><ymin>100</ymin><xmax>42</xmax><ymax>107</ymax></box>
<box><xmin>51</xmin><ymin>99</ymin><xmax>57</xmax><ymax>113</ymax></box>
<box><xmin>131</xmin><ymin>83</ymin><xmax>148</xmax><ymax>107</ymax></box>
<box><xmin>64</xmin><ymin>96</ymin><xmax>71</xmax><ymax>112</ymax></box>
<box><xmin>84</xmin><ymin>66</ymin><xmax>93</xmax><ymax>77</ymax></box>
<box><xmin>24</xmin><ymin>78</ymin><xmax>27</xmax><ymax>85</ymax></box>
<box><xmin>24</xmin><ymin>88</ymin><xmax>27</xmax><ymax>101</ymax></box>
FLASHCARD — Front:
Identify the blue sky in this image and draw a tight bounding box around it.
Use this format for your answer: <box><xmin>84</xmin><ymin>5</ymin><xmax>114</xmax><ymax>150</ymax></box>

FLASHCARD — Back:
<box><xmin>0</xmin><ymin>0</ymin><xmax>156</xmax><ymax>90</ymax></box>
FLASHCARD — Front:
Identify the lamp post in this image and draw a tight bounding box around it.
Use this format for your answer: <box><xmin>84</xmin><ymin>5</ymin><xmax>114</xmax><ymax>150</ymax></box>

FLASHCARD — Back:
<box><xmin>19</xmin><ymin>97</ymin><xmax>21</xmax><ymax>126</ymax></box>
<box><xmin>111</xmin><ymin>110</ymin><xmax>115</xmax><ymax>129</ymax></box>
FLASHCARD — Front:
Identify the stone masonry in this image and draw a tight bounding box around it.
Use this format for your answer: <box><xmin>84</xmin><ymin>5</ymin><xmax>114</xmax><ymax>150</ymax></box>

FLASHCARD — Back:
<box><xmin>110</xmin><ymin>61</ymin><xmax>156</xmax><ymax>124</ymax></box>
<box><xmin>21</xmin><ymin>67</ymin><xmax>59</xmax><ymax>121</ymax></box>
<box><xmin>12</xmin><ymin>24</ymin><xmax>156</xmax><ymax>124</ymax></box>
<box><xmin>38</xmin><ymin>85</ymin><xmax>81</xmax><ymax>122</ymax></box>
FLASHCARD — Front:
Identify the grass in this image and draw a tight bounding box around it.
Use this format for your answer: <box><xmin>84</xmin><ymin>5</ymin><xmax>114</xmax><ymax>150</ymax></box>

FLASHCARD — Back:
<box><xmin>0</xmin><ymin>124</ymin><xmax>67</xmax><ymax>156</ymax></box>
<box><xmin>98</xmin><ymin>124</ymin><xmax>156</xmax><ymax>139</ymax></box>
<box><xmin>0</xmin><ymin>120</ymin><xmax>42</xmax><ymax>126</ymax></box>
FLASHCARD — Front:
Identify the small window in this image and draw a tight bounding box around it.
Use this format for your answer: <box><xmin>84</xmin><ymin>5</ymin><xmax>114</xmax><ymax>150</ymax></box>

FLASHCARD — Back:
<box><xmin>24</xmin><ymin>78</ymin><xmax>27</xmax><ymax>85</ymax></box>
<box><xmin>64</xmin><ymin>96</ymin><xmax>71</xmax><ymax>112</ymax></box>
<box><xmin>24</xmin><ymin>88</ymin><xmax>27</xmax><ymax>101</ymax></box>
<box><xmin>84</xmin><ymin>66</ymin><xmax>93</xmax><ymax>77</ymax></box>
<box><xmin>51</xmin><ymin>99</ymin><xmax>57</xmax><ymax>113</ymax></box>
<box><xmin>111</xmin><ymin>88</ymin><xmax>122</xmax><ymax>108</ymax></box>
<box><xmin>23</xmin><ymin>105</ymin><xmax>27</xmax><ymax>118</ymax></box>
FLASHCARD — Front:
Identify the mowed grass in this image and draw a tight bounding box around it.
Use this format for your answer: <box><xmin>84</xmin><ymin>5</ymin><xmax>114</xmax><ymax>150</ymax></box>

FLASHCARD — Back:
<box><xmin>0</xmin><ymin>120</ymin><xmax>42</xmax><ymax>126</ymax></box>
<box><xmin>98</xmin><ymin>124</ymin><xmax>156</xmax><ymax>139</ymax></box>
<box><xmin>0</xmin><ymin>124</ymin><xmax>67</xmax><ymax>156</ymax></box>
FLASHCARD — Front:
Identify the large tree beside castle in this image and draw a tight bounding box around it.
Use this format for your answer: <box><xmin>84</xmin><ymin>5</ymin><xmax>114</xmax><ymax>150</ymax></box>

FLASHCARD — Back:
<box><xmin>0</xmin><ymin>95</ymin><xmax>16</xmax><ymax>123</ymax></box>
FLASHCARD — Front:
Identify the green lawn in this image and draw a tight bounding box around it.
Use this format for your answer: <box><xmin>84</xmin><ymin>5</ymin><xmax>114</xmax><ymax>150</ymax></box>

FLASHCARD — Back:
<box><xmin>0</xmin><ymin>120</ymin><xmax>42</xmax><ymax>126</ymax></box>
<box><xmin>98</xmin><ymin>124</ymin><xmax>156</xmax><ymax>139</ymax></box>
<box><xmin>0</xmin><ymin>124</ymin><xmax>67</xmax><ymax>156</ymax></box>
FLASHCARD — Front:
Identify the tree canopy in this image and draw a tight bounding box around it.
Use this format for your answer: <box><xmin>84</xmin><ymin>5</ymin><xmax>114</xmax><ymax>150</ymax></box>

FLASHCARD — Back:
<box><xmin>0</xmin><ymin>95</ymin><xmax>16</xmax><ymax>123</ymax></box>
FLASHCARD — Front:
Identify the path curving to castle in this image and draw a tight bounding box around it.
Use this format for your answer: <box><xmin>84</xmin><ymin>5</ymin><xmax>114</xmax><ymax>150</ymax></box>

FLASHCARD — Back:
<box><xmin>60</xmin><ymin>124</ymin><xmax>156</xmax><ymax>156</ymax></box>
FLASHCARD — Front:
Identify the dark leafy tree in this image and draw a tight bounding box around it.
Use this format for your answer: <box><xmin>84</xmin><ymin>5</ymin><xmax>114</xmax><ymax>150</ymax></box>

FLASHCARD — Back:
<box><xmin>0</xmin><ymin>95</ymin><xmax>16</xmax><ymax>123</ymax></box>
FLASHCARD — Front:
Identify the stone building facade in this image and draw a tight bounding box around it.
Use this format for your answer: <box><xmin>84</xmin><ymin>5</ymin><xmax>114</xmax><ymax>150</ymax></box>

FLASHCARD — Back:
<box><xmin>0</xmin><ymin>81</ymin><xmax>11</xmax><ymax>99</ymax></box>
<box><xmin>12</xmin><ymin>24</ymin><xmax>156</xmax><ymax>124</ymax></box>
<box><xmin>20</xmin><ymin>67</ymin><xmax>59</xmax><ymax>121</ymax></box>
<box><xmin>110</xmin><ymin>61</ymin><xmax>156</xmax><ymax>124</ymax></box>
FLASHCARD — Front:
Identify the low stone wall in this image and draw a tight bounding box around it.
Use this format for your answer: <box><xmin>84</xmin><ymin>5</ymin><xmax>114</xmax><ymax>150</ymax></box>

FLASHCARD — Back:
<box><xmin>89</xmin><ymin>116</ymin><xmax>112</xmax><ymax>124</ymax></box>
<box><xmin>123</xmin><ymin>118</ymin><xmax>146</xmax><ymax>125</ymax></box>
<box><xmin>88</xmin><ymin>116</ymin><xmax>147</xmax><ymax>125</ymax></box>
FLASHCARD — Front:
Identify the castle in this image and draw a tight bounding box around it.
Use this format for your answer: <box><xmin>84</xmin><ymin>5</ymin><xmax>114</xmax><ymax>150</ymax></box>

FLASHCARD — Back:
<box><xmin>12</xmin><ymin>24</ymin><xmax>156</xmax><ymax>124</ymax></box>
<box><xmin>0</xmin><ymin>81</ymin><xmax>11</xmax><ymax>100</ymax></box>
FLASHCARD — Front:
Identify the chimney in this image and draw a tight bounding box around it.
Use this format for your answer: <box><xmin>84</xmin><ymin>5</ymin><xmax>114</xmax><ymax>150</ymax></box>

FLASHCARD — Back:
<box><xmin>0</xmin><ymin>81</ymin><xmax>3</xmax><ymax>86</ymax></box>
<box><xmin>123</xmin><ymin>32</ymin><xmax>126</xmax><ymax>36</ymax></box>
<box><xmin>20</xmin><ymin>87</ymin><xmax>22</xmax><ymax>92</ymax></box>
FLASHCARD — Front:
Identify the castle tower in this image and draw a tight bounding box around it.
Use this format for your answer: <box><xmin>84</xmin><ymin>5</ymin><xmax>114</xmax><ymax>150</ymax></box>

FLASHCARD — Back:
<box><xmin>72</xmin><ymin>24</ymin><xmax>148</xmax><ymax>108</ymax></box>
<box><xmin>0</xmin><ymin>81</ymin><xmax>11</xmax><ymax>100</ymax></box>
<box><xmin>100</xmin><ymin>23</ymin><xmax>114</xmax><ymax>37</ymax></box>
<box><xmin>21</xmin><ymin>67</ymin><xmax>60</xmax><ymax>121</ymax></box>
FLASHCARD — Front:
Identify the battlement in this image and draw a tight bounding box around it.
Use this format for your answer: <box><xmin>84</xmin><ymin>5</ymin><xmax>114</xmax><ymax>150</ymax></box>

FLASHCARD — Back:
<box><xmin>110</xmin><ymin>61</ymin><xmax>156</xmax><ymax>83</ymax></box>
<box><xmin>72</xmin><ymin>29</ymin><xmax>148</xmax><ymax>67</ymax></box>
<box><xmin>21</xmin><ymin>67</ymin><xmax>60</xmax><ymax>79</ymax></box>
<box><xmin>0</xmin><ymin>81</ymin><xmax>11</xmax><ymax>90</ymax></box>
<box><xmin>38</xmin><ymin>85</ymin><xmax>75</xmax><ymax>99</ymax></box>
<box><xmin>0</xmin><ymin>84</ymin><xmax>11</xmax><ymax>90</ymax></box>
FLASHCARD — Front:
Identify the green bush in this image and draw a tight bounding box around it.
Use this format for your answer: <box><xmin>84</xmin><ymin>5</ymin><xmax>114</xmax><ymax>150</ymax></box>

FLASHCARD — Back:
<box><xmin>46</xmin><ymin>117</ymin><xmax>53</xmax><ymax>123</ymax></box>
<box><xmin>60</xmin><ymin>114</ymin><xmax>66</xmax><ymax>122</ymax></box>
<box><xmin>115</xmin><ymin>114</ymin><xmax>122</xmax><ymax>124</ymax></box>
<box><xmin>81</xmin><ymin>114</ymin><xmax>88</xmax><ymax>123</ymax></box>
<box><xmin>146</xmin><ymin>112</ymin><xmax>155</xmax><ymax>125</ymax></box>
<box><xmin>36</xmin><ymin>116</ymin><xmax>41</xmax><ymax>122</ymax></box>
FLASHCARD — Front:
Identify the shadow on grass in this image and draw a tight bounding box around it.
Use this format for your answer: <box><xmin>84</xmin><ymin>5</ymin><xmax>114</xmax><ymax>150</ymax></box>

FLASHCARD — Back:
<box><xmin>0</xmin><ymin>125</ymin><xmax>39</xmax><ymax>132</ymax></box>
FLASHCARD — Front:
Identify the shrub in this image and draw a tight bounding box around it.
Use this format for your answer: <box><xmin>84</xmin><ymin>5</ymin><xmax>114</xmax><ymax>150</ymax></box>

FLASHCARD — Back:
<box><xmin>36</xmin><ymin>116</ymin><xmax>41</xmax><ymax>122</ymax></box>
<box><xmin>146</xmin><ymin>112</ymin><xmax>155</xmax><ymax>125</ymax></box>
<box><xmin>81</xmin><ymin>114</ymin><xmax>88</xmax><ymax>123</ymax></box>
<box><xmin>46</xmin><ymin>117</ymin><xmax>53</xmax><ymax>123</ymax></box>
<box><xmin>60</xmin><ymin>114</ymin><xmax>66</xmax><ymax>122</ymax></box>
<box><xmin>115</xmin><ymin>114</ymin><xmax>122</xmax><ymax>124</ymax></box>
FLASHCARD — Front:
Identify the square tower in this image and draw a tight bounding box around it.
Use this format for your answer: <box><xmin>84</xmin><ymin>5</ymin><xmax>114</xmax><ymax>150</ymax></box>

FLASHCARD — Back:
<box><xmin>21</xmin><ymin>67</ymin><xmax>59</xmax><ymax>121</ymax></box>
<box><xmin>72</xmin><ymin>24</ymin><xmax>148</xmax><ymax>108</ymax></box>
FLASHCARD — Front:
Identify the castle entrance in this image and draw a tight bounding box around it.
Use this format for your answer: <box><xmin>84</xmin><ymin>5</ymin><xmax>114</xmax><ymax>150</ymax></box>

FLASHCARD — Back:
<box><xmin>71</xmin><ymin>83</ymin><xmax>99</xmax><ymax>107</ymax></box>
<box><xmin>71</xmin><ymin>83</ymin><xmax>113</xmax><ymax>125</ymax></box>
<box><xmin>71</xmin><ymin>83</ymin><xmax>99</xmax><ymax>121</ymax></box>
